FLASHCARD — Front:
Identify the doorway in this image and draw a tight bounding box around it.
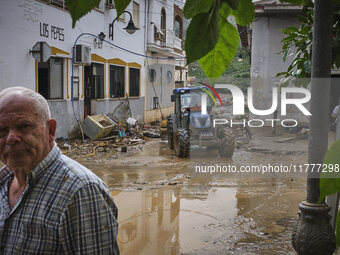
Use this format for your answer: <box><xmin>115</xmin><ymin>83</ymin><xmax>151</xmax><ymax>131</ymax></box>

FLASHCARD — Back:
<box><xmin>84</xmin><ymin>65</ymin><xmax>92</xmax><ymax>117</ymax></box>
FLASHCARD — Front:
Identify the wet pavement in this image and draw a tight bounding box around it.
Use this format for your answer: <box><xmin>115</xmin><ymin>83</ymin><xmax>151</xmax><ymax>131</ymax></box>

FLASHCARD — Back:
<box><xmin>74</xmin><ymin>127</ymin><xmax>324</xmax><ymax>255</ymax></box>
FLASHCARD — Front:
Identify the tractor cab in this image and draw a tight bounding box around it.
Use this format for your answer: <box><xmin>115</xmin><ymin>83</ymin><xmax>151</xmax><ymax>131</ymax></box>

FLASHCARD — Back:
<box><xmin>171</xmin><ymin>87</ymin><xmax>214</xmax><ymax>131</ymax></box>
<box><xmin>167</xmin><ymin>86</ymin><xmax>235</xmax><ymax>158</ymax></box>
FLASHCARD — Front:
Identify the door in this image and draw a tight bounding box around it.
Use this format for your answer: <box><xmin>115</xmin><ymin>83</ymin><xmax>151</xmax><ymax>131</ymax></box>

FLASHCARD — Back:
<box><xmin>38</xmin><ymin>66</ymin><xmax>49</xmax><ymax>99</ymax></box>
<box><xmin>84</xmin><ymin>66</ymin><xmax>92</xmax><ymax>117</ymax></box>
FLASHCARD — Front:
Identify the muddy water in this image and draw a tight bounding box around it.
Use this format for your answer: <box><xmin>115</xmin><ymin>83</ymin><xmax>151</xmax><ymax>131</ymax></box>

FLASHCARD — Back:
<box><xmin>111</xmin><ymin>180</ymin><xmax>305</xmax><ymax>255</ymax></box>
<box><xmin>81</xmin><ymin>128</ymin><xmax>311</xmax><ymax>255</ymax></box>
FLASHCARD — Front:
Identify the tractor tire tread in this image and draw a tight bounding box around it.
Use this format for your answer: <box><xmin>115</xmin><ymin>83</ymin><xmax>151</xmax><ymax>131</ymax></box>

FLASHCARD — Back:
<box><xmin>218</xmin><ymin>128</ymin><xmax>235</xmax><ymax>158</ymax></box>
<box><xmin>177</xmin><ymin>128</ymin><xmax>190</xmax><ymax>158</ymax></box>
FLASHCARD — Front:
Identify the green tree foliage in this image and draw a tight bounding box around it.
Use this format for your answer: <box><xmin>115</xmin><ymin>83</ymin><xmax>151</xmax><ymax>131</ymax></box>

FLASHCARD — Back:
<box><xmin>184</xmin><ymin>0</ymin><xmax>254</xmax><ymax>78</ymax></box>
<box><xmin>66</xmin><ymin>0</ymin><xmax>101</xmax><ymax>27</ymax></box>
<box><xmin>318</xmin><ymin>139</ymin><xmax>340</xmax><ymax>248</ymax></box>
<box><xmin>66</xmin><ymin>0</ymin><xmax>131</xmax><ymax>27</ymax></box>
<box><xmin>185</xmin><ymin>1</ymin><xmax>220</xmax><ymax>65</ymax></box>
<box><xmin>277</xmin><ymin>0</ymin><xmax>340</xmax><ymax>84</ymax></box>
<box><xmin>319</xmin><ymin>140</ymin><xmax>340</xmax><ymax>203</ymax></box>
<box><xmin>197</xmin><ymin>4</ymin><xmax>240</xmax><ymax>79</ymax></box>
<box><xmin>188</xmin><ymin>47</ymin><xmax>250</xmax><ymax>89</ymax></box>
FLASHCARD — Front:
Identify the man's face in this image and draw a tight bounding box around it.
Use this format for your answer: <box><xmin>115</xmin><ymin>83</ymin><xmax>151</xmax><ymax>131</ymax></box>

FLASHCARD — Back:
<box><xmin>0</xmin><ymin>93</ymin><xmax>56</xmax><ymax>172</ymax></box>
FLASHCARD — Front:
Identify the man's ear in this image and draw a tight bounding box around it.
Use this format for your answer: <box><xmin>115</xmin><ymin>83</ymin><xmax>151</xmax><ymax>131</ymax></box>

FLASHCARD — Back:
<box><xmin>47</xmin><ymin>119</ymin><xmax>57</xmax><ymax>143</ymax></box>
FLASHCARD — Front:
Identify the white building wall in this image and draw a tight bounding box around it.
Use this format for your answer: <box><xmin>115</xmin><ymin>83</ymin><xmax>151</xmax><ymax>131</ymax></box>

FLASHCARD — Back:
<box><xmin>250</xmin><ymin>14</ymin><xmax>310</xmax><ymax>124</ymax></box>
<box><xmin>144</xmin><ymin>0</ymin><xmax>185</xmax><ymax>122</ymax></box>
<box><xmin>0</xmin><ymin>0</ymin><xmax>147</xmax><ymax>138</ymax></box>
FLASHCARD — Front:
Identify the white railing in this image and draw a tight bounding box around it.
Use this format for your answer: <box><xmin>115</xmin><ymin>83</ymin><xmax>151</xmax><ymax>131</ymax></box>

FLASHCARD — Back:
<box><xmin>149</xmin><ymin>26</ymin><xmax>183</xmax><ymax>50</ymax></box>
<box><xmin>156</xmin><ymin>28</ymin><xmax>174</xmax><ymax>48</ymax></box>
<box><xmin>174</xmin><ymin>36</ymin><xmax>182</xmax><ymax>51</ymax></box>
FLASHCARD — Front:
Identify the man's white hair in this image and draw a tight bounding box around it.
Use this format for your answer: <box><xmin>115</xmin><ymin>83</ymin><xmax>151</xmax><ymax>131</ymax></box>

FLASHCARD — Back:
<box><xmin>0</xmin><ymin>87</ymin><xmax>51</xmax><ymax>121</ymax></box>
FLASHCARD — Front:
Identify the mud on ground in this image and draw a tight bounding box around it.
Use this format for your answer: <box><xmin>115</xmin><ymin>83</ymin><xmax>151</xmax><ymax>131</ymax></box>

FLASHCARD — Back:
<box><xmin>55</xmin><ymin>125</ymin><xmax>325</xmax><ymax>255</ymax></box>
<box><xmin>56</xmin><ymin>91</ymin><xmax>337</xmax><ymax>254</ymax></box>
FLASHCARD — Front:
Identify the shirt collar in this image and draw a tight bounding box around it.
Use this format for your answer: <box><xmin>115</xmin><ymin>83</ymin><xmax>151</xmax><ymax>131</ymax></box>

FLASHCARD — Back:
<box><xmin>0</xmin><ymin>166</ymin><xmax>13</xmax><ymax>186</ymax></box>
<box><xmin>27</xmin><ymin>144</ymin><xmax>61</xmax><ymax>184</ymax></box>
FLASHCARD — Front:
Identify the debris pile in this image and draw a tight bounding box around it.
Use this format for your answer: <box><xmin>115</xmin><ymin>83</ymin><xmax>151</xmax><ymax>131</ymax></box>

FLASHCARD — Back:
<box><xmin>271</xmin><ymin>123</ymin><xmax>309</xmax><ymax>142</ymax></box>
<box><xmin>285</xmin><ymin>123</ymin><xmax>309</xmax><ymax>140</ymax></box>
<box><xmin>58</xmin><ymin>116</ymin><xmax>162</xmax><ymax>159</ymax></box>
<box><xmin>82</xmin><ymin>115</ymin><xmax>117</xmax><ymax>140</ymax></box>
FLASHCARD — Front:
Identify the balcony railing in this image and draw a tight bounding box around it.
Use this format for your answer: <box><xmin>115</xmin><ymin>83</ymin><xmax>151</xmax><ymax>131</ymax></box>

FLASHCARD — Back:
<box><xmin>148</xmin><ymin>25</ymin><xmax>184</xmax><ymax>55</ymax></box>
<box><xmin>174</xmin><ymin>36</ymin><xmax>182</xmax><ymax>51</ymax></box>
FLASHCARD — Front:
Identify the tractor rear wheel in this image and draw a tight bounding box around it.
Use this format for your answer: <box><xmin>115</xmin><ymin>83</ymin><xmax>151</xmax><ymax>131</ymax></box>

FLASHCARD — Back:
<box><xmin>174</xmin><ymin>128</ymin><xmax>190</xmax><ymax>158</ymax></box>
<box><xmin>218</xmin><ymin>128</ymin><xmax>235</xmax><ymax>158</ymax></box>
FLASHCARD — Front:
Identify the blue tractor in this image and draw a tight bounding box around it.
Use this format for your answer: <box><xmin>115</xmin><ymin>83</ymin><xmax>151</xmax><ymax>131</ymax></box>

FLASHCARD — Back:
<box><xmin>167</xmin><ymin>86</ymin><xmax>235</xmax><ymax>158</ymax></box>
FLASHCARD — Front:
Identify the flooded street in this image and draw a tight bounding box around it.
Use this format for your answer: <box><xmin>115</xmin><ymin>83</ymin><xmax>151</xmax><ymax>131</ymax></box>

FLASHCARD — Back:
<box><xmin>110</xmin><ymin>179</ymin><xmax>305</xmax><ymax>255</ymax></box>
<box><xmin>73</xmin><ymin>127</ymin><xmax>328</xmax><ymax>255</ymax></box>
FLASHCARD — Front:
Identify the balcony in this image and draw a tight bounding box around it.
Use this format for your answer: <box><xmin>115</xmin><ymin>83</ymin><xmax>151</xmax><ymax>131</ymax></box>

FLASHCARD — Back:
<box><xmin>147</xmin><ymin>25</ymin><xmax>184</xmax><ymax>57</ymax></box>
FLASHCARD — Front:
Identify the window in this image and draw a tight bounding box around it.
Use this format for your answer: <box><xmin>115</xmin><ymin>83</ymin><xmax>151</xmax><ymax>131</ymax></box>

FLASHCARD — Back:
<box><xmin>41</xmin><ymin>0</ymin><xmax>67</xmax><ymax>10</ymax></box>
<box><xmin>160</xmin><ymin>8</ymin><xmax>166</xmax><ymax>43</ymax></box>
<box><xmin>110</xmin><ymin>65</ymin><xmax>125</xmax><ymax>98</ymax></box>
<box><xmin>72</xmin><ymin>76</ymin><xmax>79</xmax><ymax>100</ymax></box>
<box><xmin>166</xmin><ymin>70</ymin><xmax>172</xmax><ymax>84</ymax></box>
<box><xmin>51</xmin><ymin>0</ymin><xmax>66</xmax><ymax>9</ymax></box>
<box><xmin>38</xmin><ymin>57</ymin><xmax>63</xmax><ymax>100</ymax></box>
<box><xmin>153</xmin><ymin>97</ymin><xmax>159</xmax><ymax>109</ymax></box>
<box><xmin>133</xmin><ymin>1</ymin><xmax>140</xmax><ymax>28</ymax></box>
<box><xmin>149</xmin><ymin>69</ymin><xmax>156</xmax><ymax>82</ymax></box>
<box><xmin>161</xmin><ymin>8</ymin><xmax>166</xmax><ymax>30</ymax></box>
<box><xmin>106</xmin><ymin>0</ymin><xmax>114</xmax><ymax>6</ymax></box>
<box><xmin>91</xmin><ymin>63</ymin><xmax>104</xmax><ymax>99</ymax></box>
<box><xmin>175</xmin><ymin>16</ymin><xmax>182</xmax><ymax>38</ymax></box>
<box><xmin>129</xmin><ymin>67</ymin><xmax>140</xmax><ymax>97</ymax></box>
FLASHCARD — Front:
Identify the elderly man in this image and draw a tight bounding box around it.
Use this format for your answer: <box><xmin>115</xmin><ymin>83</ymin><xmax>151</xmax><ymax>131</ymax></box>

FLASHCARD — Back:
<box><xmin>0</xmin><ymin>87</ymin><xmax>119</xmax><ymax>254</ymax></box>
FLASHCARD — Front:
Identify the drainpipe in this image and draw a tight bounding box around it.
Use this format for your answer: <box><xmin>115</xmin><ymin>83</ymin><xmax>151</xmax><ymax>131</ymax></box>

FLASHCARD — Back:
<box><xmin>292</xmin><ymin>0</ymin><xmax>336</xmax><ymax>254</ymax></box>
<box><xmin>144</xmin><ymin>0</ymin><xmax>149</xmax><ymax>53</ymax></box>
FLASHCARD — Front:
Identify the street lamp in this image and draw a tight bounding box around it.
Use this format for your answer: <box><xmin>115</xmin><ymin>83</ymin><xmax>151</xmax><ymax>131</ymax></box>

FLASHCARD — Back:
<box><xmin>109</xmin><ymin>11</ymin><xmax>139</xmax><ymax>40</ymax></box>
<box><xmin>94</xmin><ymin>32</ymin><xmax>106</xmax><ymax>48</ymax></box>
<box><xmin>98</xmin><ymin>32</ymin><xmax>106</xmax><ymax>40</ymax></box>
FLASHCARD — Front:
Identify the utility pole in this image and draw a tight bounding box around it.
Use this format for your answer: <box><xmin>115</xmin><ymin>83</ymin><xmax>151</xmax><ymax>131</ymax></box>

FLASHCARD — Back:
<box><xmin>292</xmin><ymin>0</ymin><xmax>336</xmax><ymax>254</ymax></box>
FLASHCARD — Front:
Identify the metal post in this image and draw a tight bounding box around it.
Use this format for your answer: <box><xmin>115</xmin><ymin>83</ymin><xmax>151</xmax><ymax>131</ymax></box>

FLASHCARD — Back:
<box><xmin>292</xmin><ymin>0</ymin><xmax>336</xmax><ymax>254</ymax></box>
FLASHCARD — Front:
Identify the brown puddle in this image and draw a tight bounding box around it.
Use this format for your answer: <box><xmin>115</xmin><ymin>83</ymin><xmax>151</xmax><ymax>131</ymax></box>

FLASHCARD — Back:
<box><xmin>112</xmin><ymin>187</ymin><xmax>237</xmax><ymax>255</ymax></box>
<box><xmin>110</xmin><ymin>178</ymin><xmax>306</xmax><ymax>255</ymax></box>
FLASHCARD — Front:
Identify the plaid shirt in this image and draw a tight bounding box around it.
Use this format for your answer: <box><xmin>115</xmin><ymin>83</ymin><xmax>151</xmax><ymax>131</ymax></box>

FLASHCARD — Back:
<box><xmin>0</xmin><ymin>145</ymin><xmax>119</xmax><ymax>254</ymax></box>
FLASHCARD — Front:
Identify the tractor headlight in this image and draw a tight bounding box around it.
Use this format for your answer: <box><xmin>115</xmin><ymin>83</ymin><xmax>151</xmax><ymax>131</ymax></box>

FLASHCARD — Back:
<box><xmin>193</xmin><ymin>118</ymin><xmax>201</xmax><ymax>127</ymax></box>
